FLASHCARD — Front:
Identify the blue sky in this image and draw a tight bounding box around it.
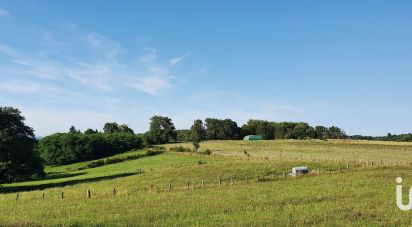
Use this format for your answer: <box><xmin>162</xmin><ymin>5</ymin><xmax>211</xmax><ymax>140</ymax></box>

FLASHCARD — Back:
<box><xmin>0</xmin><ymin>1</ymin><xmax>411</xmax><ymax>136</ymax></box>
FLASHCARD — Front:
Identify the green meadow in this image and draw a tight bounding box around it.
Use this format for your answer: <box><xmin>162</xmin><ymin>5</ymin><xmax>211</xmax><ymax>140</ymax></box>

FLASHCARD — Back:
<box><xmin>1</xmin><ymin>140</ymin><xmax>412</xmax><ymax>226</ymax></box>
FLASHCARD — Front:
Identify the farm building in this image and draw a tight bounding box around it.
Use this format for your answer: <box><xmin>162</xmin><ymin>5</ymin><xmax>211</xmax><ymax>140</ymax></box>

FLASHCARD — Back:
<box><xmin>243</xmin><ymin>135</ymin><xmax>263</xmax><ymax>141</ymax></box>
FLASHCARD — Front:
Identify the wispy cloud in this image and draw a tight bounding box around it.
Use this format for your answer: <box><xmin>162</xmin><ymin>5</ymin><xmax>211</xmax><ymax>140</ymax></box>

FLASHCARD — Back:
<box><xmin>139</xmin><ymin>48</ymin><xmax>157</xmax><ymax>64</ymax></box>
<box><xmin>0</xmin><ymin>25</ymin><xmax>189</xmax><ymax>96</ymax></box>
<box><xmin>0</xmin><ymin>7</ymin><xmax>10</xmax><ymax>17</ymax></box>
<box><xmin>170</xmin><ymin>52</ymin><xmax>190</xmax><ymax>66</ymax></box>
<box><xmin>129</xmin><ymin>66</ymin><xmax>172</xmax><ymax>95</ymax></box>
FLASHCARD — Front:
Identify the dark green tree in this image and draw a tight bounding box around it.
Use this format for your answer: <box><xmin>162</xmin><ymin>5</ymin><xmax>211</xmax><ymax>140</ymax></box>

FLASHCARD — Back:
<box><xmin>205</xmin><ymin>118</ymin><xmax>240</xmax><ymax>140</ymax></box>
<box><xmin>84</xmin><ymin>128</ymin><xmax>98</xmax><ymax>134</ymax></box>
<box><xmin>69</xmin><ymin>125</ymin><xmax>81</xmax><ymax>134</ymax></box>
<box><xmin>190</xmin><ymin>119</ymin><xmax>205</xmax><ymax>151</ymax></box>
<box><xmin>0</xmin><ymin>107</ymin><xmax>45</xmax><ymax>183</ymax></box>
<box><xmin>147</xmin><ymin>116</ymin><xmax>176</xmax><ymax>144</ymax></box>
<box><xmin>103</xmin><ymin>122</ymin><xmax>120</xmax><ymax>133</ymax></box>
<box><xmin>190</xmin><ymin>119</ymin><xmax>206</xmax><ymax>142</ymax></box>
<box><xmin>314</xmin><ymin>126</ymin><xmax>329</xmax><ymax>139</ymax></box>
<box><xmin>119</xmin><ymin>124</ymin><xmax>134</xmax><ymax>134</ymax></box>
<box><xmin>328</xmin><ymin>126</ymin><xmax>346</xmax><ymax>139</ymax></box>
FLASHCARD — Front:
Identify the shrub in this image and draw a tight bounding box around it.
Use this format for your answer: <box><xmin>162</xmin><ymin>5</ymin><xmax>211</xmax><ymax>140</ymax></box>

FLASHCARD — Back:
<box><xmin>169</xmin><ymin>146</ymin><xmax>192</xmax><ymax>152</ymax></box>
<box><xmin>200</xmin><ymin>149</ymin><xmax>212</xmax><ymax>155</ymax></box>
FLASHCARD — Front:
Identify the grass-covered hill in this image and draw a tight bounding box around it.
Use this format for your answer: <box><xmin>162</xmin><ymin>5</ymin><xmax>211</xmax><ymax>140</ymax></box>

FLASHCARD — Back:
<box><xmin>1</xmin><ymin>140</ymin><xmax>412</xmax><ymax>226</ymax></box>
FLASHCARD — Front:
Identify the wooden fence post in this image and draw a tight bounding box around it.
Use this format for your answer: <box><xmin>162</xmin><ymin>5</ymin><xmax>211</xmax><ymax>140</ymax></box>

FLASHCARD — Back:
<box><xmin>201</xmin><ymin>180</ymin><xmax>204</xmax><ymax>187</ymax></box>
<box><xmin>42</xmin><ymin>192</ymin><xmax>45</xmax><ymax>201</ymax></box>
<box><xmin>218</xmin><ymin>177</ymin><xmax>222</xmax><ymax>186</ymax></box>
<box><xmin>16</xmin><ymin>193</ymin><xmax>19</xmax><ymax>201</ymax></box>
<box><xmin>113</xmin><ymin>188</ymin><xmax>116</xmax><ymax>196</ymax></box>
<box><xmin>60</xmin><ymin>192</ymin><xmax>64</xmax><ymax>200</ymax></box>
<box><xmin>169</xmin><ymin>183</ymin><xmax>172</xmax><ymax>190</ymax></box>
<box><xmin>87</xmin><ymin>190</ymin><xmax>91</xmax><ymax>198</ymax></box>
<box><xmin>186</xmin><ymin>181</ymin><xmax>190</xmax><ymax>189</ymax></box>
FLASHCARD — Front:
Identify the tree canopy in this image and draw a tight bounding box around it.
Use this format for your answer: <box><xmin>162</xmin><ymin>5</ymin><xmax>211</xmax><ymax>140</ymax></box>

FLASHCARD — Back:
<box><xmin>0</xmin><ymin>107</ymin><xmax>44</xmax><ymax>183</ymax></box>
<box><xmin>146</xmin><ymin>116</ymin><xmax>177</xmax><ymax>144</ymax></box>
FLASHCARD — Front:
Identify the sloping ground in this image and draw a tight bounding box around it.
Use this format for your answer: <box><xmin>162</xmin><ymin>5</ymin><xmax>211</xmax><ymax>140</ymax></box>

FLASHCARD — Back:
<box><xmin>0</xmin><ymin>140</ymin><xmax>411</xmax><ymax>225</ymax></box>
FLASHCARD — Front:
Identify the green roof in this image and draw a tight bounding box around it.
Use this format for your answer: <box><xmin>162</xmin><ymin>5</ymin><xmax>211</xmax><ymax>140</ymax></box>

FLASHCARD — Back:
<box><xmin>243</xmin><ymin>135</ymin><xmax>263</xmax><ymax>141</ymax></box>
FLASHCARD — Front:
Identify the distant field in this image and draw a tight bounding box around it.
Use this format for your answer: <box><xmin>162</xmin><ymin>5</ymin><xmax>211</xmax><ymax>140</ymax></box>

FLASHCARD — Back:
<box><xmin>1</xmin><ymin>140</ymin><xmax>411</xmax><ymax>226</ymax></box>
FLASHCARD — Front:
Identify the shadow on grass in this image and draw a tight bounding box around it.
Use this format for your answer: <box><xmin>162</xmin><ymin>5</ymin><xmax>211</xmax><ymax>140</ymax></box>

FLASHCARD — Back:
<box><xmin>45</xmin><ymin>172</ymin><xmax>87</xmax><ymax>180</ymax></box>
<box><xmin>0</xmin><ymin>172</ymin><xmax>140</xmax><ymax>193</ymax></box>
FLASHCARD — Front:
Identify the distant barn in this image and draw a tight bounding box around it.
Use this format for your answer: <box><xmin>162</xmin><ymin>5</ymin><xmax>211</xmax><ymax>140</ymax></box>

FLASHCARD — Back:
<box><xmin>243</xmin><ymin>135</ymin><xmax>263</xmax><ymax>141</ymax></box>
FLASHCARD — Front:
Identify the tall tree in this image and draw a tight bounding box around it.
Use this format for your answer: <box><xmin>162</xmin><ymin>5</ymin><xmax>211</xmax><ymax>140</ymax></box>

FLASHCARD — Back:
<box><xmin>147</xmin><ymin>116</ymin><xmax>176</xmax><ymax>144</ymax></box>
<box><xmin>0</xmin><ymin>107</ymin><xmax>44</xmax><ymax>183</ymax></box>
<box><xmin>84</xmin><ymin>128</ymin><xmax>98</xmax><ymax>134</ymax></box>
<box><xmin>190</xmin><ymin>119</ymin><xmax>206</xmax><ymax>151</ymax></box>
<box><xmin>103</xmin><ymin>122</ymin><xmax>120</xmax><ymax>133</ymax></box>
<box><xmin>205</xmin><ymin>118</ymin><xmax>240</xmax><ymax>140</ymax></box>
<box><xmin>190</xmin><ymin>119</ymin><xmax>206</xmax><ymax>142</ymax></box>
<box><xmin>328</xmin><ymin>126</ymin><xmax>346</xmax><ymax>139</ymax></box>
<box><xmin>314</xmin><ymin>126</ymin><xmax>329</xmax><ymax>139</ymax></box>
<box><xmin>69</xmin><ymin>125</ymin><xmax>81</xmax><ymax>134</ymax></box>
<box><xmin>119</xmin><ymin>124</ymin><xmax>134</xmax><ymax>134</ymax></box>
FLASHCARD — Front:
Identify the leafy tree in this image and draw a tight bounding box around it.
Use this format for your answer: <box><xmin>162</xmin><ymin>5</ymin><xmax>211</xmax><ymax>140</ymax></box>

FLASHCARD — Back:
<box><xmin>176</xmin><ymin>129</ymin><xmax>191</xmax><ymax>142</ymax></box>
<box><xmin>69</xmin><ymin>125</ymin><xmax>81</xmax><ymax>134</ymax></box>
<box><xmin>0</xmin><ymin>107</ymin><xmax>45</xmax><ymax>183</ymax></box>
<box><xmin>190</xmin><ymin>120</ymin><xmax>205</xmax><ymax>151</ymax></box>
<box><xmin>241</xmin><ymin>120</ymin><xmax>274</xmax><ymax>139</ymax></box>
<box><xmin>205</xmin><ymin>118</ymin><xmax>240</xmax><ymax>140</ymax></box>
<box><xmin>290</xmin><ymin>123</ymin><xmax>314</xmax><ymax>139</ymax></box>
<box><xmin>328</xmin><ymin>126</ymin><xmax>346</xmax><ymax>139</ymax></box>
<box><xmin>103</xmin><ymin>122</ymin><xmax>134</xmax><ymax>134</ymax></box>
<box><xmin>37</xmin><ymin>132</ymin><xmax>143</xmax><ymax>165</ymax></box>
<box><xmin>84</xmin><ymin>128</ymin><xmax>98</xmax><ymax>134</ymax></box>
<box><xmin>190</xmin><ymin>119</ymin><xmax>206</xmax><ymax>142</ymax></box>
<box><xmin>119</xmin><ymin>124</ymin><xmax>134</xmax><ymax>134</ymax></box>
<box><xmin>274</xmin><ymin>122</ymin><xmax>297</xmax><ymax>139</ymax></box>
<box><xmin>314</xmin><ymin>126</ymin><xmax>329</xmax><ymax>139</ymax></box>
<box><xmin>147</xmin><ymin>116</ymin><xmax>176</xmax><ymax>144</ymax></box>
<box><xmin>103</xmin><ymin>122</ymin><xmax>120</xmax><ymax>133</ymax></box>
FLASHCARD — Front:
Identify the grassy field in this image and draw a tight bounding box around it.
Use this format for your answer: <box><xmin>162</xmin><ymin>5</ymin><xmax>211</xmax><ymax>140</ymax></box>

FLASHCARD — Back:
<box><xmin>1</xmin><ymin>140</ymin><xmax>412</xmax><ymax>226</ymax></box>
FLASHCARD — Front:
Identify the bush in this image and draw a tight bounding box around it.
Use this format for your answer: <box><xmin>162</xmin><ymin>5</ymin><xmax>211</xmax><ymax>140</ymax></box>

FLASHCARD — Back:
<box><xmin>169</xmin><ymin>146</ymin><xmax>192</xmax><ymax>152</ymax></box>
<box><xmin>200</xmin><ymin>149</ymin><xmax>212</xmax><ymax>155</ymax></box>
<box><xmin>37</xmin><ymin>133</ymin><xmax>144</xmax><ymax>165</ymax></box>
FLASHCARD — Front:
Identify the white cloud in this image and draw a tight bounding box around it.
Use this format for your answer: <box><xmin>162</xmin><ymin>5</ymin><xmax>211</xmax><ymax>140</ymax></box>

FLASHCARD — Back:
<box><xmin>139</xmin><ymin>48</ymin><xmax>157</xmax><ymax>64</ymax></box>
<box><xmin>129</xmin><ymin>67</ymin><xmax>172</xmax><ymax>95</ymax></box>
<box><xmin>0</xmin><ymin>25</ymin><xmax>186</xmax><ymax>96</ymax></box>
<box><xmin>170</xmin><ymin>52</ymin><xmax>190</xmax><ymax>66</ymax></box>
<box><xmin>0</xmin><ymin>7</ymin><xmax>9</xmax><ymax>17</ymax></box>
<box><xmin>0</xmin><ymin>81</ymin><xmax>42</xmax><ymax>94</ymax></box>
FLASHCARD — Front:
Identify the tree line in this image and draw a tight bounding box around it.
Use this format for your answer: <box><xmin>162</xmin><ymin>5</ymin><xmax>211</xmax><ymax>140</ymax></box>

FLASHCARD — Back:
<box><xmin>3</xmin><ymin>105</ymin><xmax>408</xmax><ymax>184</ymax></box>
<box><xmin>176</xmin><ymin>119</ymin><xmax>346</xmax><ymax>142</ymax></box>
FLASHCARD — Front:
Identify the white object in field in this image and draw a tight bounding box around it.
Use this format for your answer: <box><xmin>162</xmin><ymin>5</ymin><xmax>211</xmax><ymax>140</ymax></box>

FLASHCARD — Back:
<box><xmin>291</xmin><ymin>166</ymin><xmax>309</xmax><ymax>176</ymax></box>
